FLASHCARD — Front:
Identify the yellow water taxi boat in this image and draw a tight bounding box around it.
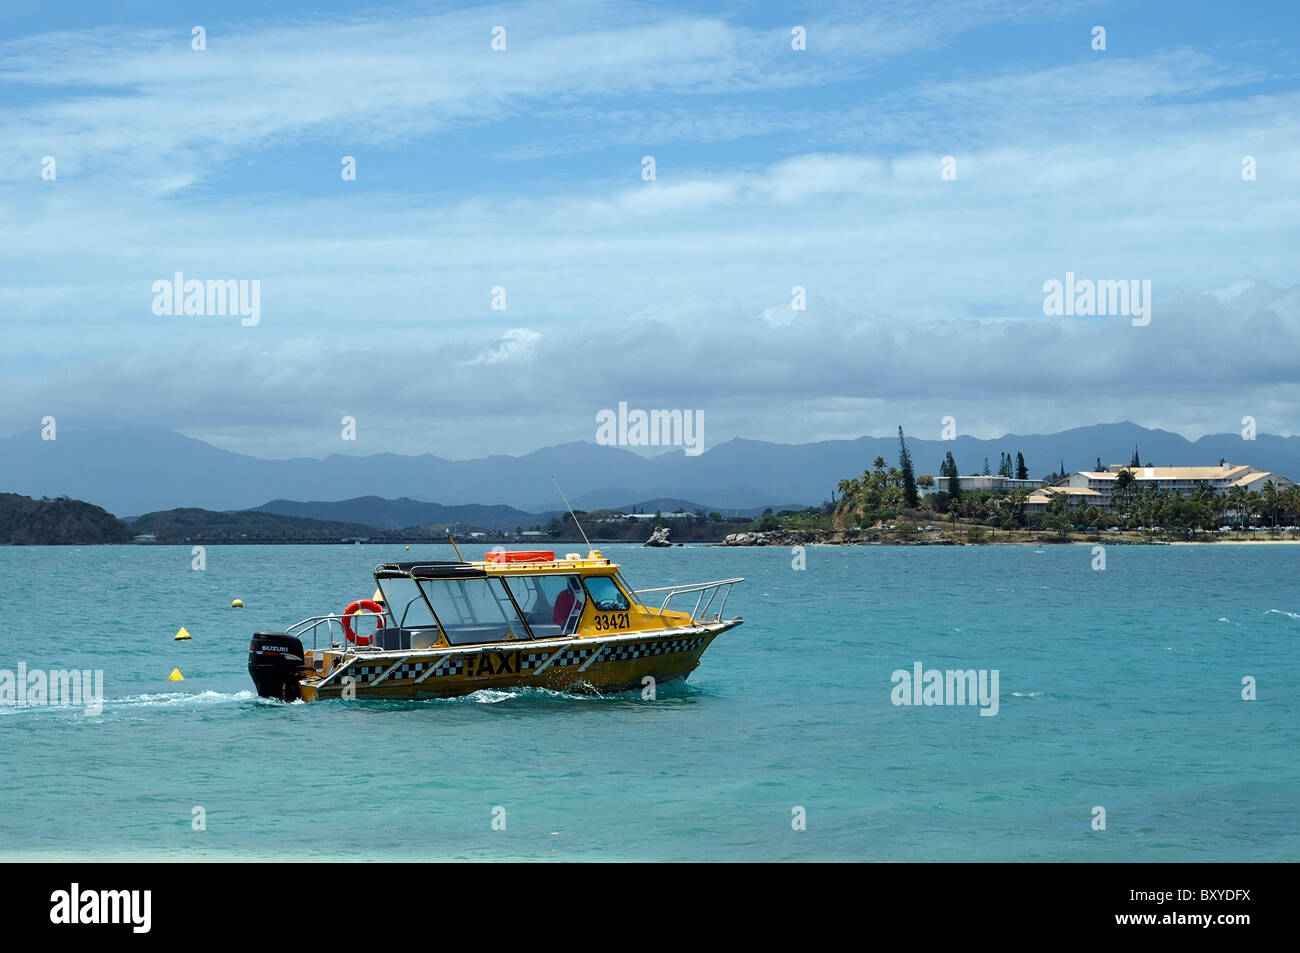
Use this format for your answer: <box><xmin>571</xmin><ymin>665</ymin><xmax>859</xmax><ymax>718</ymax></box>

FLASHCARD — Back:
<box><xmin>247</xmin><ymin>550</ymin><xmax>742</xmax><ymax>702</ymax></box>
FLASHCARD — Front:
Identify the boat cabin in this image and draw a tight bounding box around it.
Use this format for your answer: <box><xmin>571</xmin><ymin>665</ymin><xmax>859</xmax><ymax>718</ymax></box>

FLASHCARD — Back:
<box><xmin>367</xmin><ymin>552</ymin><xmax>646</xmax><ymax>650</ymax></box>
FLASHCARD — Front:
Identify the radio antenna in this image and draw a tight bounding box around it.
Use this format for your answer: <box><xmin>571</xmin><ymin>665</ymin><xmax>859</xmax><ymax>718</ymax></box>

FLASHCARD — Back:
<box><xmin>552</xmin><ymin>476</ymin><xmax>594</xmax><ymax>551</ymax></box>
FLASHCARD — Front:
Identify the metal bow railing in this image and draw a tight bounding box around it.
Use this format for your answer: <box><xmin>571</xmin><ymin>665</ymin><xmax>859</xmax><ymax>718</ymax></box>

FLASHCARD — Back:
<box><xmin>633</xmin><ymin>577</ymin><xmax>742</xmax><ymax>623</ymax></box>
<box><xmin>286</xmin><ymin>610</ymin><xmax>387</xmax><ymax>650</ymax></box>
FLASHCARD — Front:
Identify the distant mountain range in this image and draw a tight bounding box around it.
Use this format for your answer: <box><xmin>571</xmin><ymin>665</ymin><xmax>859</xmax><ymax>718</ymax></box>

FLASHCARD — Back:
<box><xmin>251</xmin><ymin>496</ymin><xmax>775</xmax><ymax>531</ymax></box>
<box><xmin>2</xmin><ymin>422</ymin><xmax>1298</xmax><ymax>518</ymax></box>
<box><xmin>130</xmin><ymin>506</ymin><xmax>385</xmax><ymax>542</ymax></box>
<box><xmin>250</xmin><ymin>496</ymin><xmax>549</xmax><ymax>532</ymax></box>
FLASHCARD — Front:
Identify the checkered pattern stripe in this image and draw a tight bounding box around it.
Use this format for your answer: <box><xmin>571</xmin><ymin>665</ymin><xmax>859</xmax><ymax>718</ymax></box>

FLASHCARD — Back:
<box><xmin>347</xmin><ymin>661</ymin><xmax>421</xmax><ymax>682</ymax></box>
<box><xmin>520</xmin><ymin>652</ymin><xmax>552</xmax><ymax>671</ymax></box>
<box><xmin>343</xmin><ymin>657</ymin><xmax>464</xmax><ymax>682</ymax></box>
<box><xmin>554</xmin><ymin>648</ymin><xmax>591</xmax><ymax>667</ymax></box>
<box><xmin>602</xmin><ymin>637</ymin><xmax>706</xmax><ymax>662</ymax></box>
<box><xmin>338</xmin><ymin>636</ymin><xmax>708</xmax><ymax>683</ymax></box>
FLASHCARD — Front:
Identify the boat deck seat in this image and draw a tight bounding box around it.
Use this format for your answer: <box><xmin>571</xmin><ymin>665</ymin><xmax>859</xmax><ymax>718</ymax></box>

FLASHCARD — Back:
<box><xmin>441</xmin><ymin>624</ymin><xmax>514</xmax><ymax>645</ymax></box>
<box><xmin>368</xmin><ymin>627</ymin><xmax>445</xmax><ymax>650</ymax></box>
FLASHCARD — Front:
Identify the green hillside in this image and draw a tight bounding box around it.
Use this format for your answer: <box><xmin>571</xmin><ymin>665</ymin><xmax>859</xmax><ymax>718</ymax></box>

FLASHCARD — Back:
<box><xmin>0</xmin><ymin>493</ymin><xmax>132</xmax><ymax>544</ymax></box>
<box><xmin>130</xmin><ymin>507</ymin><xmax>386</xmax><ymax>542</ymax></box>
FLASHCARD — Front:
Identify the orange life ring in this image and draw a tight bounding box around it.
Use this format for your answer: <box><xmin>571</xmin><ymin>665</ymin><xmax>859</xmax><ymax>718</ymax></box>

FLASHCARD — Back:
<box><xmin>342</xmin><ymin>599</ymin><xmax>385</xmax><ymax>646</ymax></box>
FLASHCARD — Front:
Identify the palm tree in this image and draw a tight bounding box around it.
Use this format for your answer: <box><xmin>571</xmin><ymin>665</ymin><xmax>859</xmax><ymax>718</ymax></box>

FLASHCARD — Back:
<box><xmin>1214</xmin><ymin>488</ymin><xmax>1231</xmax><ymax>528</ymax></box>
<box><xmin>1192</xmin><ymin>500</ymin><xmax>1216</xmax><ymax>539</ymax></box>
<box><xmin>1246</xmin><ymin>491</ymin><xmax>1262</xmax><ymax>530</ymax></box>
<box><xmin>1113</xmin><ymin>468</ymin><xmax>1135</xmax><ymax>520</ymax></box>
<box><xmin>1262</xmin><ymin>481</ymin><xmax>1280</xmax><ymax>534</ymax></box>
<box><xmin>1284</xmin><ymin>484</ymin><xmax>1300</xmax><ymax>528</ymax></box>
<box><xmin>1226</xmin><ymin>486</ymin><xmax>1249</xmax><ymax>530</ymax></box>
<box><xmin>1008</xmin><ymin>488</ymin><xmax>1029</xmax><ymax>526</ymax></box>
<box><xmin>1192</xmin><ymin>480</ymin><xmax>1216</xmax><ymax>508</ymax></box>
<box><xmin>1162</xmin><ymin>493</ymin><xmax>1178</xmax><ymax>532</ymax></box>
<box><xmin>1192</xmin><ymin>481</ymin><xmax>1224</xmax><ymax>529</ymax></box>
<box><xmin>1131</xmin><ymin>499</ymin><xmax>1150</xmax><ymax>532</ymax></box>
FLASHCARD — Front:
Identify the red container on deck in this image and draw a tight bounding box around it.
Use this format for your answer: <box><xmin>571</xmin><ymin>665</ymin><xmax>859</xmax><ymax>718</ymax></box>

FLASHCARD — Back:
<box><xmin>484</xmin><ymin>550</ymin><xmax>556</xmax><ymax>563</ymax></box>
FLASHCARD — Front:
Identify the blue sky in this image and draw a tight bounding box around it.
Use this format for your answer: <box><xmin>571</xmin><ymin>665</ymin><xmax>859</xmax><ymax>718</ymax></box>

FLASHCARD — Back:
<box><xmin>2</xmin><ymin>0</ymin><xmax>1298</xmax><ymax>458</ymax></box>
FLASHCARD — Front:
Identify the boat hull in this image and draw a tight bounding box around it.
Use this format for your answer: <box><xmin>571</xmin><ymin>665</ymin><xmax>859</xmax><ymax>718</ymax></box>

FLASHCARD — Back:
<box><xmin>297</xmin><ymin>622</ymin><xmax>738</xmax><ymax>702</ymax></box>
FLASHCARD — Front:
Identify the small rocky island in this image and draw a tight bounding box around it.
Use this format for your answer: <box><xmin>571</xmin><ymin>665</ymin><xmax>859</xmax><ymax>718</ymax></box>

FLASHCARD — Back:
<box><xmin>644</xmin><ymin>525</ymin><xmax>673</xmax><ymax>547</ymax></box>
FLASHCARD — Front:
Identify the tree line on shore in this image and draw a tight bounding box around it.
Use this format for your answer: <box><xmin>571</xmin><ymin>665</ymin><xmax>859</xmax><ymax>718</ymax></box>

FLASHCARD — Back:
<box><xmin>750</xmin><ymin>431</ymin><xmax>1300</xmax><ymax>541</ymax></box>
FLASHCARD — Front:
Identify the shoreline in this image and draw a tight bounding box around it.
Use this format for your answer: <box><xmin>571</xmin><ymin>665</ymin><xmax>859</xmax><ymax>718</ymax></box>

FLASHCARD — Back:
<box><xmin>8</xmin><ymin>534</ymin><xmax>1300</xmax><ymax>548</ymax></box>
<box><xmin>720</xmin><ymin>529</ymin><xmax>1300</xmax><ymax>547</ymax></box>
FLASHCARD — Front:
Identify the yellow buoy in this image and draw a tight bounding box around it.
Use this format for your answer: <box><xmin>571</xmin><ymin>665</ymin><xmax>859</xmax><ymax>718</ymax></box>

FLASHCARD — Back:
<box><xmin>405</xmin><ymin>546</ymin><xmax>410</xmax><ymax>551</ymax></box>
<box><xmin>174</xmin><ymin>626</ymin><xmax>191</xmax><ymax>641</ymax></box>
<box><xmin>167</xmin><ymin>668</ymin><xmax>185</xmax><ymax>681</ymax></box>
<box><xmin>231</xmin><ymin>598</ymin><xmax>243</xmax><ymax>608</ymax></box>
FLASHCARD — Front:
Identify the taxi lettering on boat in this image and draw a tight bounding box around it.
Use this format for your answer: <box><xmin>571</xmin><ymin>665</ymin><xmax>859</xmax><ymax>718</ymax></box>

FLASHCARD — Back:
<box><xmin>247</xmin><ymin>550</ymin><xmax>742</xmax><ymax>702</ymax></box>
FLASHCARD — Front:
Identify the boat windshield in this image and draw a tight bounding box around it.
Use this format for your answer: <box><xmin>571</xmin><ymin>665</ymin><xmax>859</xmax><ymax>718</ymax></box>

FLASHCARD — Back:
<box><xmin>614</xmin><ymin>571</ymin><xmax>644</xmax><ymax>608</ymax></box>
<box><xmin>500</xmin><ymin>574</ymin><xmax>585</xmax><ymax>638</ymax></box>
<box><xmin>583</xmin><ymin>574</ymin><xmax>630</xmax><ymax>611</ymax></box>
<box><xmin>378</xmin><ymin>576</ymin><xmax>438</xmax><ymax>628</ymax></box>
<box><xmin>419</xmin><ymin>577</ymin><xmax>528</xmax><ymax>645</ymax></box>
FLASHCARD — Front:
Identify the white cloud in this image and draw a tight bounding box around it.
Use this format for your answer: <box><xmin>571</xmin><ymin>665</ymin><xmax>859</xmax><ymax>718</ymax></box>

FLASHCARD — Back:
<box><xmin>7</xmin><ymin>279</ymin><xmax>1300</xmax><ymax>457</ymax></box>
<box><xmin>463</xmin><ymin>327</ymin><xmax>543</xmax><ymax>365</ymax></box>
<box><xmin>3</xmin><ymin>1</ymin><xmax>1299</xmax><ymax>457</ymax></box>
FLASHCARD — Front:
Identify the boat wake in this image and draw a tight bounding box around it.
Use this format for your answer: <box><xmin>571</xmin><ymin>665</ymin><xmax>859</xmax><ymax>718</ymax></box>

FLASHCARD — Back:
<box><xmin>1</xmin><ymin>689</ymin><xmax>255</xmax><ymax>719</ymax></box>
<box><xmin>451</xmin><ymin>683</ymin><xmax>663</xmax><ymax>704</ymax></box>
<box><xmin>1263</xmin><ymin>609</ymin><xmax>1300</xmax><ymax>621</ymax></box>
<box><xmin>103</xmin><ymin>690</ymin><xmax>257</xmax><ymax>711</ymax></box>
<box><xmin>460</xmin><ymin>688</ymin><xmax>528</xmax><ymax>705</ymax></box>
<box><xmin>338</xmin><ymin>682</ymin><xmax>690</xmax><ymax>709</ymax></box>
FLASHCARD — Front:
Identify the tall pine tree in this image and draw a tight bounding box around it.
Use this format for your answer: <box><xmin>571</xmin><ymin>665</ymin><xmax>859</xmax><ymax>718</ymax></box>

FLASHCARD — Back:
<box><xmin>898</xmin><ymin>426</ymin><xmax>918</xmax><ymax>508</ymax></box>
<box><xmin>945</xmin><ymin>451</ymin><xmax>961</xmax><ymax>499</ymax></box>
<box><xmin>1015</xmin><ymin>452</ymin><xmax>1028</xmax><ymax>480</ymax></box>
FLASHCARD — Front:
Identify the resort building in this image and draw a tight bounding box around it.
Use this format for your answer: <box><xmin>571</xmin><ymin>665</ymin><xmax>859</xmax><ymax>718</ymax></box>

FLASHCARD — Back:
<box><xmin>1022</xmin><ymin>461</ymin><xmax>1292</xmax><ymax>514</ymax></box>
<box><xmin>622</xmin><ymin>511</ymin><xmax>697</xmax><ymax>520</ymax></box>
<box><xmin>921</xmin><ymin>475</ymin><xmax>1043</xmax><ymax>495</ymax></box>
<box><xmin>1021</xmin><ymin>486</ymin><xmax>1105</xmax><ymax>512</ymax></box>
<box><xmin>1064</xmin><ymin>462</ymin><xmax>1291</xmax><ymax>506</ymax></box>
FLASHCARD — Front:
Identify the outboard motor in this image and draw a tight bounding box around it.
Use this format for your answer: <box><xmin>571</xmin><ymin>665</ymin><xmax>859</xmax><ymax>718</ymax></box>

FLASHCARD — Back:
<box><xmin>248</xmin><ymin>632</ymin><xmax>307</xmax><ymax>701</ymax></box>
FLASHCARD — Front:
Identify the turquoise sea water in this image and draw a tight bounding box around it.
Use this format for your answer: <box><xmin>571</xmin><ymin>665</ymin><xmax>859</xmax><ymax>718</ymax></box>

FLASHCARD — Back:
<box><xmin>1</xmin><ymin>542</ymin><xmax>1297</xmax><ymax>861</ymax></box>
